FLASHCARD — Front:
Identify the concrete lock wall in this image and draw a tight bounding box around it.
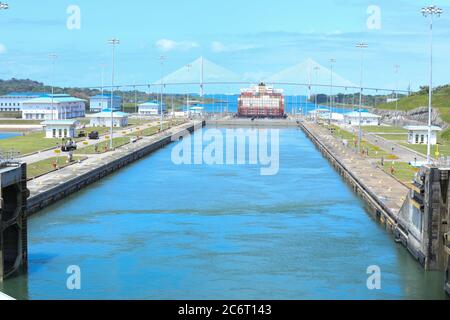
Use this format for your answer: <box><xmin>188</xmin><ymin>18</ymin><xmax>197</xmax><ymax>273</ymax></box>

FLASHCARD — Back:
<box><xmin>0</xmin><ymin>163</ymin><xmax>28</xmax><ymax>281</ymax></box>
<box><xmin>398</xmin><ymin>167</ymin><xmax>449</xmax><ymax>272</ymax></box>
<box><xmin>299</xmin><ymin>121</ymin><xmax>449</xmax><ymax>296</ymax></box>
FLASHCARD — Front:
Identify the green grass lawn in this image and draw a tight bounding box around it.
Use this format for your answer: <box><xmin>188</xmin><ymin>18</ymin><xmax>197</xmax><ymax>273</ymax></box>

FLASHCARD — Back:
<box><xmin>0</xmin><ymin>131</ymin><xmax>62</xmax><ymax>155</ymax></box>
<box><xmin>376</xmin><ymin>134</ymin><xmax>408</xmax><ymax>141</ymax></box>
<box><xmin>362</xmin><ymin>126</ymin><xmax>408</xmax><ymax>134</ymax></box>
<box><xmin>74</xmin><ymin>137</ymin><xmax>130</xmax><ymax>154</ymax></box>
<box><xmin>0</xmin><ymin>119</ymin><xmax>42</xmax><ymax>125</ymax></box>
<box><xmin>330</xmin><ymin>125</ymin><xmax>397</xmax><ymax>160</ymax></box>
<box><xmin>379</xmin><ymin>161</ymin><xmax>419</xmax><ymax>184</ymax></box>
<box><xmin>400</xmin><ymin>142</ymin><xmax>449</xmax><ymax>158</ymax></box>
<box><xmin>128</xmin><ymin>120</ymin><xmax>183</xmax><ymax>137</ymax></box>
<box><xmin>27</xmin><ymin>156</ymin><xmax>83</xmax><ymax>179</ymax></box>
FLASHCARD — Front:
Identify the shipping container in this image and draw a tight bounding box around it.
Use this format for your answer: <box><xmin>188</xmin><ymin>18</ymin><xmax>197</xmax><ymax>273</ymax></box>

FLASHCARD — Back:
<box><xmin>238</xmin><ymin>83</ymin><xmax>285</xmax><ymax>118</ymax></box>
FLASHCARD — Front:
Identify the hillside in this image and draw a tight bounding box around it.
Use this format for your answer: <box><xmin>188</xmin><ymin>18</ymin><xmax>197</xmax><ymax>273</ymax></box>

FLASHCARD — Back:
<box><xmin>0</xmin><ymin>78</ymin><xmax>197</xmax><ymax>112</ymax></box>
<box><xmin>377</xmin><ymin>85</ymin><xmax>450</xmax><ymax>123</ymax></box>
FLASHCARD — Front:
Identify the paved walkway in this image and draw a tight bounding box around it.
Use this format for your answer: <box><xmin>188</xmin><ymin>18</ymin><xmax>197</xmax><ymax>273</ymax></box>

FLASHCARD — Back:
<box><xmin>335</xmin><ymin>124</ymin><xmax>427</xmax><ymax>163</ymax></box>
<box><xmin>303</xmin><ymin>121</ymin><xmax>409</xmax><ymax>218</ymax></box>
<box><xmin>364</xmin><ymin>133</ymin><xmax>427</xmax><ymax>163</ymax></box>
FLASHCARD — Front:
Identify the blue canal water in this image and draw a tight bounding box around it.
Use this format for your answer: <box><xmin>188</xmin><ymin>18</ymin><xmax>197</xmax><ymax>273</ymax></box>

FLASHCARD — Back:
<box><xmin>0</xmin><ymin>132</ymin><xmax>20</xmax><ymax>140</ymax></box>
<box><xmin>1</xmin><ymin>127</ymin><xmax>446</xmax><ymax>299</ymax></box>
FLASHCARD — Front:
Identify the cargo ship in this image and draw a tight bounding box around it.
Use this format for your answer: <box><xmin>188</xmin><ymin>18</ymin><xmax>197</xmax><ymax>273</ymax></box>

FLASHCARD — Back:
<box><xmin>238</xmin><ymin>83</ymin><xmax>285</xmax><ymax>118</ymax></box>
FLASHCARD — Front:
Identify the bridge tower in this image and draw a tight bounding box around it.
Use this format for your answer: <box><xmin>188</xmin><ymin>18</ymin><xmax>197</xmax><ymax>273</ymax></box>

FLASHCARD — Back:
<box><xmin>0</xmin><ymin>162</ymin><xmax>28</xmax><ymax>281</ymax></box>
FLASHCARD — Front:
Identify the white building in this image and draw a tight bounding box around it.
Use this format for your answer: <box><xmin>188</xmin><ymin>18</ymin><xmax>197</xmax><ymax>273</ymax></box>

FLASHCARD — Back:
<box><xmin>42</xmin><ymin>120</ymin><xmax>79</xmax><ymax>139</ymax></box>
<box><xmin>0</xmin><ymin>92</ymin><xmax>46</xmax><ymax>112</ymax></box>
<box><xmin>189</xmin><ymin>106</ymin><xmax>204</xmax><ymax>115</ymax></box>
<box><xmin>308</xmin><ymin>108</ymin><xmax>330</xmax><ymax>120</ymax></box>
<box><xmin>87</xmin><ymin>109</ymin><xmax>129</xmax><ymax>127</ymax></box>
<box><xmin>343</xmin><ymin>111</ymin><xmax>381</xmax><ymax>126</ymax></box>
<box><xmin>138</xmin><ymin>101</ymin><xmax>165</xmax><ymax>115</ymax></box>
<box><xmin>89</xmin><ymin>94</ymin><xmax>122</xmax><ymax>112</ymax></box>
<box><xmin>21</xmin><ymin>94</ymin><xmax>86</xmax><ymax>120</ymax></box>
<box><xmin>404</xmin><ymin>125</ymin><xmax>442</xmax><ymax>145</ymax></box>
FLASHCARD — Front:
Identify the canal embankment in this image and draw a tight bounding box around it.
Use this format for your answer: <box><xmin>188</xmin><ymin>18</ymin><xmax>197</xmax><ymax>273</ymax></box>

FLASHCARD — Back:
<box><xmin>26</xmin><ymin>120</ymin><xmax>204</xmax><ymax>215</ymax></box>
<box><xmin>299</xmin><ymin>121</ymin><xmax>411</xmax><ymax>241</ymax></box>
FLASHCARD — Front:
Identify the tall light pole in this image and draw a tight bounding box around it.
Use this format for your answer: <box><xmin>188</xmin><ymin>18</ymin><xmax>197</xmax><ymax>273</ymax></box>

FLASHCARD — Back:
<box><xmin>394</xmin><ymin>64</ymin><xmax>400</xmax><ymax>127</ymax></box>
<box><xmin>314</xmin><ymin>66</ymin><xmax>320</xmax><ymax>123</ymax></box>
<box><xmin>356</xmin><ymin>42</ymin><xmax>368</xmax><ymax>154</ymax></box>
<box><xmin>158</xmin><ymin>55</ymin><xmax>166</xmax><ymax>132</ymax></box>
<box><xmin>329</xmin><ymin>58</ymin><xmax>336</xmax><ymax>124</ymax></box>
<box><xmin>421</xmin><ymin>5</ymin><xmax>443</xmax><ymax>164</ymax></box>
<box><xmin>108</xmin><ymin>38</ymin><xmax>119</xmax><ymax>150</ymax></box>
<box><xmin>49</xmin><ymin>54</ymin><xmax>57</xmax><ymax>120</ymax></box>
<box><xmin>100</xmin><ymin>64</ymin><xmax>106</xmax><ymax>100</ymax></box>
<box><xmin>186</xmin><ymin>63</ymin><xmax>192</xmax><ymax>115</ymax></box>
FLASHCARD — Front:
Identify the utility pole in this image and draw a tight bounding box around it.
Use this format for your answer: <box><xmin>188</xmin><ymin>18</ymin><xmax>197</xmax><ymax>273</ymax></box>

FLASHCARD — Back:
<box><xmin>186</xmin><ymin>63</ymin><xmax>192</xmax><ymax>116</ymax></box>
<box><xmin>394</xmin><ymin>64</ymin><xmax>400</xmax><ymax>127</ymax></box>
<box><xmin>49</xmin><ymin>54</ymin><xmax>57</xmax><ymax>120</ymax></box>
<box><xmin>329</xmin><ymin>58</ymin><xmax>336</xmax><ymax>124</ymax></box>
<box><xmin>421</xmin><ymin>5</ymin><xmax>443</xmax><ymax>164</ymax></box>
<box><xmin>158</xmin><ymin>55</ymin><xmax>166</xmax><ymax>132</ymax></box>
<box><xmin>108</xmin><ymin>38</ymin><xmax>120</xmax><ymax>150</ymax></box>
<box><xmin>314</xmin><ymin>66</ymin><xmax>319</xmax><ymax>123</ymax></box>
<box><xmin>356</xmin><ymin>42</ymin><xmax>368</xmax><ymax>154</ymax></box>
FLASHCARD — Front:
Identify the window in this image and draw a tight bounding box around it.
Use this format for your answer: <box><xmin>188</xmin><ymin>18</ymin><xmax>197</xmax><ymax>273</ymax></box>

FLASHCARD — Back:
<box><xmin>415</xmin><ymin>135</ymin><xmax>419</xmax><ymax>144</ymax></box>
<box><xmin>420</xmin><ymin>135</ymin><xmax>425</xmax><ymax>144</ymax></box>
<box><xmin>52</xmin><ymin>129</ymin><xmax>56</xmax><ymax>137</ymax></box>
<box><xmin>64</xmin><ymin>129</ymin><xmax>67</xmax><ymax>138</ymax></box>
<box><xmin>58</xmin><ymin>129</ymin><xmax>62</xmax><ymax>137</ymax></box>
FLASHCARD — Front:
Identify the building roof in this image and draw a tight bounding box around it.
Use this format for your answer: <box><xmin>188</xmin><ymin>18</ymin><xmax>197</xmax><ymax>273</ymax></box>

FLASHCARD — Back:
<box><xmin>404</xmin><ymin>125</ymin><xmax>442</xmax><ymax>131</ymax></box>
<box><xmin>41</xmin><ymin>120</ymin><xmax>79</xmax><ymax>126</ymax></box>
<box><xmin>90</xmin><ymin>94</ymin><xmax>122</xmax><ymax>99</ymax></box>
<box><xmin>1</xmin><ymin>92</ymin><xmax>48</xmax><ymax>98</ymax></box>
<box><xmin>22</xmin><ymin>96</ymin><xmax>86</xmax><ymax>104</ymax></box>
<box><xmin>138</xmin><ymin>101</ymin><xmax>160</xmax><ymax>107</ymax></box>
<box><xmin>87</xmin><ymin>110</ymin><xmax>128</xmax><ymax>118</ymax></box>
<box><xmin>344</xmin><ymin>111</ymin><xmax>381</xmax><ymax>118</ymax></box>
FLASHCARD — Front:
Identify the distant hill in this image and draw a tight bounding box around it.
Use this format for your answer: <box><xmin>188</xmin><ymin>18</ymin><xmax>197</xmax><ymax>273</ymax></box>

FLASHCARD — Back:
<box><xmin>0</xmin><ymin>78</ymin><xmax>161</xmax><ymax>106</ymax></box>
<box><xmin>376</xmin><ymin>85</ymin><xmax>450</xmax><ymax>123</ymax></box>
<box><xmin>0</xmin><ymin>78</ymin><xmax>202</xmax><ymax>112</ymax></box>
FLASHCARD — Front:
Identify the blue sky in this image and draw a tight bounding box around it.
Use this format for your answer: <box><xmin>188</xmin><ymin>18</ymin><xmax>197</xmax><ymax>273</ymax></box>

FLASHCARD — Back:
<box><xmin>0</xmin><ymin>0</ymin><xmax>449</xmax><ymax>93</ymax></box>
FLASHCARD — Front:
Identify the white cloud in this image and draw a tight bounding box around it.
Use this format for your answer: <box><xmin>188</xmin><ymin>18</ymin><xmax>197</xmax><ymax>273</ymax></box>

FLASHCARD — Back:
<box><xmin>155</xmin><ymin>39</ymin><xmax>199</xmax><ymax>52</ymax></box>
<box><xmin>0</xmin><ymin>44</ymin><xmax>7</xmax><ymax>54</ymax></box>
<box><xmin>211</xmin><ymin>41</ymin><xmax>258</xmax><ymax>53</ymax></box>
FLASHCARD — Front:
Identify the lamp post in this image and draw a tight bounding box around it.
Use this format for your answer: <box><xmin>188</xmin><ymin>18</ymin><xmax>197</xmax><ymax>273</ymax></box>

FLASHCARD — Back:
<box><xmin>394</xmin><ymin>64</ymin><xmax>400</xmax><ymax>127</ymax></box>
<box><xmin>158</xmin><ymin>55</ymin><xmax>166</xmax><ymax>132</ymax></box>
<box><xmin>314</xmin><ymin>66</ymin><xmax>319</xmax><ymax>123</ymax></box>
<box><xmin>356</xmin><ymin>42</ymin><xmax>368</xmax><ymax>154</ymax></box>
<box><xmin>49</xmin><ymin>54</ymin><xmax>57</xmax><ymax>120</ymax></box>
<box><xmin>186</xmin><ymin>63</ymin><xmax>192</xmax><ymax>116</ymax></box>
<box><xmin>421</xmin><ymin>5</ymin><xmax>443</xmax><ymax>164</ymax></box>
<box><xmin>329</xmin><ymin>58</ymin><xmax>336</xmax><ymax>124</ymax></box>
<box><xmin>108</xmin><ymin>38</ymin><xmax>119</xmax><ymax>150</ymax></box>
<box><xmin>100</xmin><ymin>64</ymin><xmax>106</xmax><ymax>100</ymax></box>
